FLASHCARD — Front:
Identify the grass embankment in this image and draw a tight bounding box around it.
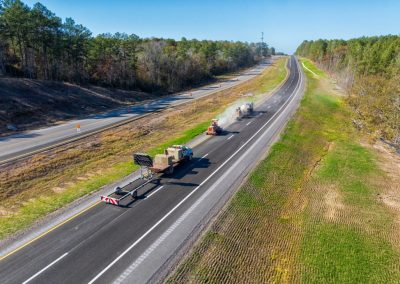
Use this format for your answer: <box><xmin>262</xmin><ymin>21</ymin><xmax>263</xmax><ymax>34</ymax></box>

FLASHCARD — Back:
<box><xmin>0</xmin><ymin>58</ymin><xmax>288</xmax><ymax>240</ymax></box>
<box><xmin>301</xmin><ymin>57</ymin><xmax>325</xmax><ymax>77</ymax></box>
<box><xmin>167</xmin><ymin>60</ymin><xmax>400</xmax><ymax>283</ymax></box>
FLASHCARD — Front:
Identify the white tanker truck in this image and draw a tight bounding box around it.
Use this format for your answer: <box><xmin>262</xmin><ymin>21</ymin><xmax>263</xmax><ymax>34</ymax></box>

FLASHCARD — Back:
<box><xmin>236</xmin><ymin>102</ymin><xmax>254</xmax><ymax>120</ymax></box>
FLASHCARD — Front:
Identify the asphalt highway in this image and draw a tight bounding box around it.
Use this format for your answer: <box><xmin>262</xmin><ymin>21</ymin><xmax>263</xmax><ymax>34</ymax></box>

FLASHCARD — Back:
<box><xmin>0</xmin><ymin>56</ymin><xmax>304</xmax><ymax>284</ymax></box>
<box><xmin>0</xmin><ymin>61</ymin><xmax>271</xmax><ymax>164</ymax></box>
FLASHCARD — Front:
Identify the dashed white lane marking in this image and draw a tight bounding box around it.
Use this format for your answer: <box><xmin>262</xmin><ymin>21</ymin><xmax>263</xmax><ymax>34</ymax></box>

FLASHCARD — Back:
<box><xmin>200</xmin><ymin>153</ymin><xmax>209</xmax><ymax>160</ymax></box>
<box><xmin>113</xmin><ymin>196</ymin><xmax>201</xmax><ymax>284</ymax></box>
<box><xmin>23</xmin><ymin>253</ymin><xmax>68</xmax><ymax>284</ymax></box>
<box><xmin>227</xmin><ymin>135</ymin><xmax>234</xmax><ymax>140</ymax></box>
<box><xmin>113</xmin><ymin>59</ymin><xmax>304</xmax><ymax>284</ymax></box>
<box><xmin>246</xmin><ymin>121</ymin><xmax>253</xmax><ymax>126</ymax></box>
<box><xmin>88</xmin><ymin>58</ymin><xmax>303</xmax><ymax>284</ymax></box>
<box><xmin>146</xmin><ymin>186</ymin><xmax>164</xmax><ymax>198</ymax></box>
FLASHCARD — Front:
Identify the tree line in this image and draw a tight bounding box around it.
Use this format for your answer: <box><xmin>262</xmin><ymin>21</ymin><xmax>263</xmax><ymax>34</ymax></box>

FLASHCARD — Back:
<box><xmin>0</xmin><ymin>0</ymin><xmax>274</xmax><ymax>92</ymax></box>
<box><xmin>296</xmin><ymin>36</ymin><xmax>400</xmax><ymax>147</ymax></box>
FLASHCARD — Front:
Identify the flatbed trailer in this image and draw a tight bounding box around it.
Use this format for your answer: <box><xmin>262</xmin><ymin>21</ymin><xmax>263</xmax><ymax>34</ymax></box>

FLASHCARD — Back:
<box><xmin>100</xmin><ymin>153</ymin><xmax>154</xmax><ymax>206</ymax></box>
<box><xmin>100</xmin><ymin>179</ymin><xmax>153</xmax><ymax>205</ymax></box>
<box><xmin>100</xmin><ymin>146</ymin><xmax>193</xmax><ymax>206</ymax></box>
<box><xmin>149</xmin><ymin>158</ymin><xmax>185</xmax><ymax>175</ymax></box>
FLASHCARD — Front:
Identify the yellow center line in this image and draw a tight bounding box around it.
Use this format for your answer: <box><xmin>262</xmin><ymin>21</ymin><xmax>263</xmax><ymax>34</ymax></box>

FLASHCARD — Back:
<box><xmin>0</xmin><ymin>201</ymin><xmax>101</xmax><ymax>262</ymax></box>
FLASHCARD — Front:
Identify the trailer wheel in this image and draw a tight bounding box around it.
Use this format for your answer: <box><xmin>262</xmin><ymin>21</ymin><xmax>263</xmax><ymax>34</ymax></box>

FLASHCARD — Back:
<box><xmin>114</xmin><ymin>187</ymin><xmax>122</xmax><ymax>194</ymax></box>
<box><xmin>167</xmin><ymin>166</ymin><xmax>174</xmax><ymax>175</ymax></box>
<box><xmin>131</xmin><ymin>191</ymin><xmax>138</xmax><ymax>199</ymax></box>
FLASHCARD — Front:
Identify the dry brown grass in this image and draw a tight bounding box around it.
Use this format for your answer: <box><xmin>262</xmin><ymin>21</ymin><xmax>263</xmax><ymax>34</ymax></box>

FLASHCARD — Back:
<box><xmin>0</xmin><ymin>58</ymin><xmax>288</xmax><ymax>240</ymax></box>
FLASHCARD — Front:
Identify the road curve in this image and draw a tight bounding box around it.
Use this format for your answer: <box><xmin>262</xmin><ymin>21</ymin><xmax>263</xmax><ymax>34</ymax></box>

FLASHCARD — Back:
<box><xmin>0</xmin><ymin>56</ymin><xmax>304</xmax><ymax>284</ymax></box>
<box><xmin>0</xmin><ymin>61</ymin><xmax>271</xmax><ymax>165</ymax></box>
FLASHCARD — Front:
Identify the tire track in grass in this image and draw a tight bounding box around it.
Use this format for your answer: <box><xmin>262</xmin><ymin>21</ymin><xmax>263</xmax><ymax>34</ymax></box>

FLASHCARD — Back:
<box><xmin>167</xmin><ymin>59</ymin><xmax>400</xmax><ymax>283</ymax></box>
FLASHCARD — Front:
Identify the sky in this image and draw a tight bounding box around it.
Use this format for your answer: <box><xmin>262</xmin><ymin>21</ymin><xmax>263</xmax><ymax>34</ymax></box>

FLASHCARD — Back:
<box><xmin>24</xmin><ymin>0</ymin><xmax>400</xmax><ymax>54</ymax></box>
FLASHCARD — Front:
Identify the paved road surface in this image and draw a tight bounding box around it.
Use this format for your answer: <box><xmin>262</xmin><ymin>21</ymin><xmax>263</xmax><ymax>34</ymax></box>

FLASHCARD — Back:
<box><xmin>0</xmin><ymin>56</ymin><xmax>304</xmax><ymax>284</ymax></box>
<box><xmin>0</xmin><ymin>61</ymin><xmax>271</xmax><ymax>164</ymax></box>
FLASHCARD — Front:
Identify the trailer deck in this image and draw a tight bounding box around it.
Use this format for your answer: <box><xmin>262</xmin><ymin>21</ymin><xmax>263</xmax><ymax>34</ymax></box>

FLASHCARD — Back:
<box><xmin>100</xmin><ymin>148</ymin><xmax>193</xmax><ymax>206</ymax></box>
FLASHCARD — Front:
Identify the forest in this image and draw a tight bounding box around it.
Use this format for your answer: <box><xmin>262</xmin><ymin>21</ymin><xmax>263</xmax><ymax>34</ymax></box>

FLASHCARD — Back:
<box><xmin>0</xmin><ymin>0</ymin><xmax>272</xmax><ymax>92</ymax></box>
<box><xmin>296</xmin><ymin>36</ymin><xmax>400</xmax><ymax>147</ymax></box>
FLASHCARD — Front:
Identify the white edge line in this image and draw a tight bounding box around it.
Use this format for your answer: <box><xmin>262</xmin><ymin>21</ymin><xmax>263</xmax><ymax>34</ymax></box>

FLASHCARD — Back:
<box><xmin>116</xmin><ymin>63</ymin><xmax>301</xmax><ymax>281</ymax></box>
<box><xmin>246</xmin><ymin>121</ymin><xmax>253</xmax><ymax>126</ymax></box>
<box><xmin>23</xmin><ymin>253</ymin><xmax>68</xmax><ymax>284</ymax></box>
<box><xmin>302</xmin><ymin>61</ymin><xmax>318</xmax><ymax>77</ymax></box>
<box><xmin>146</xmin><ymin>186</ymin><xmax>164</xmax><ymax>199</ymax></box>
<box><xmin>227</xmin><ymin>135</ymin><xmax>234</xmax><ymax>140</ymax></box>
<box><xmin>88</xmin><ymin>57</ymin><xmax>303</xmax><ymax>284</ymax></box>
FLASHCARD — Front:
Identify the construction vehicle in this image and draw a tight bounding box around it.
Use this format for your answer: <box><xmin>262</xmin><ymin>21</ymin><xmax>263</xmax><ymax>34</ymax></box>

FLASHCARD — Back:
<box><xmin>206</xmin><ymin>119</ymin><xmax>223</xmax><ymax>135</ymax></box>
<box><xmin>100</xmin><ymin>145</ymin><xmax>193</xmax><ymax>206</ymax></box>
<box><xmin>236</xmin><ymin>107</ymin><xmax>243</xmax><ymax>120</ymax></box>
<box><xmin>236</xmin><ymin>102</ymin><xmax>254</xmax><ymax>120</ymax></box>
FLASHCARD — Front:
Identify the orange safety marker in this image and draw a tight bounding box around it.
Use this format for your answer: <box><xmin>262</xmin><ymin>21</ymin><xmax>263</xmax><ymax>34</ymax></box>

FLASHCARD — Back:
<box><xmin>76</xmin><ymin>123</ymin><xmax>81</xmax><ymax>133</ymax></box>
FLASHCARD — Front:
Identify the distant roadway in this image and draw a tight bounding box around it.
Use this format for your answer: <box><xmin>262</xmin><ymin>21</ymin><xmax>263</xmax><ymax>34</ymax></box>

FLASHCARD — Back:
<box><xmin>0</xmin><ymin>56</ymin><xmax>304</xmax><ymax>283</ymax></box>
<box><xmin>0</xmin><ymin>61</ymin><xmax>271</xmax><ymax>164</ymax></box>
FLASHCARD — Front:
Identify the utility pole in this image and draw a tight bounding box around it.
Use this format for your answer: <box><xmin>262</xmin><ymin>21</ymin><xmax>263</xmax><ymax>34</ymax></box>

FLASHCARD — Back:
<box><xmin>260</xmin><ymin>32</ymin><xmax>264</xmax><ymax>58</ymax></box>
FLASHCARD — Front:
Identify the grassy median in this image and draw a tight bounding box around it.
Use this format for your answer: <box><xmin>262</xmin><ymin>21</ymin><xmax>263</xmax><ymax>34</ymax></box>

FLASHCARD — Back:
<box><xmin>0</xmin><ymin>58</ymin><xmax>288</xmax><ymax>241</ymax></box>
<box><xmin>167</xmin><ymin>60</ymin><xmax>400</xmax><ymax>283</ymax></box>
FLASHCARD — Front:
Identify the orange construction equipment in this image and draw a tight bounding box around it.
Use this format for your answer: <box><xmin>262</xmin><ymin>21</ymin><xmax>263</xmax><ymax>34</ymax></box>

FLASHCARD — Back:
<box><xmin>206</xmin><ymin>119</ymin><xmax>223</xmax><ymax>135</ymax></box>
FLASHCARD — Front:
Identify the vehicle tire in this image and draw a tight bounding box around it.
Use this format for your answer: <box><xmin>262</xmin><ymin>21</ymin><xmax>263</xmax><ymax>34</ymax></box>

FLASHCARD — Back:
<box><xmin>168</xmin><ymin>166</ymin><xmax>174</xmax><ymax>175</ymax></box>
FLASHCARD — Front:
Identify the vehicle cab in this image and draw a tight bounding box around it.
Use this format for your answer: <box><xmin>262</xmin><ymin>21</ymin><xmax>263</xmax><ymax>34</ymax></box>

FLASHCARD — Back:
<box><xmin>172</xmin><ymin>145</ymin><xmax>193</xmax><ymax>158</ymax></box>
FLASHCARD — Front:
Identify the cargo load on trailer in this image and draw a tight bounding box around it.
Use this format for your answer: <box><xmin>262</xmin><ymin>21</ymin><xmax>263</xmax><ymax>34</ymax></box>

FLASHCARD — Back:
<box><xmin>206</xmin><ymin>119</ymin><xmax>223</xmax><ymax>135</ymax></box>
<box><xmin>150</xmin><ymin>145</ymin><xmax>193</xmax><ymax>174</ymax></box>
<box><xmin>100</xmin><ymin>145</ymin><xmax>193</xmax><ymax>206</ymax></box>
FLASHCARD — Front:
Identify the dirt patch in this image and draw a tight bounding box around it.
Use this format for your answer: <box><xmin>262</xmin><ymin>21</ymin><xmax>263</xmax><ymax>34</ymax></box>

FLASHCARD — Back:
<box><xmin>358</xmin><ymin>139</ymin><xmax>400</xmax><ymax>250</ymax></box>
<box><xmin>324</xmin><ymin>187</ymin><xmax>345</xmax><ymax>221</ymax></box>
<box><xmin>0</xmin><ymin>77</ymin><xmax>158</xmax><ymax>135</ymax></box>
<box><xmin>374</xmin><ymin>143</ymin><xmax>400</xmax><ymax>211</ymax></box>
<box><xmin>0</xmin><ymin>206</ymin><xmax>11</xmax><ymax>216</ymax></box>
<box><xmin>371</xmin><ymin>141</ymin><xmax>400</xmax><ymax>182</ymax></box>
<box><xmin>361</xmin><ymin>140</ymin><xmax>400</xmax><ymax>212</ymax></box>
<box><xmin>52</xmin><ymin>187</ymin><xmax>66</xmax><ymax>194</ymax></box>
<box><xmin>379</xmin><ymin>194</ymin><xmax>400</xmax><ymax>212</ymax></box>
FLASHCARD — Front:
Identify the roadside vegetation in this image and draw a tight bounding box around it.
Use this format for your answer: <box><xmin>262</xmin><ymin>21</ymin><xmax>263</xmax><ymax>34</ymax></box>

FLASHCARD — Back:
<box><xmin>0</xmin><ymin>0</ymin><xmax>277</xmax><ymax>134</ymax></box>
<box><xmin>167</xmin><ymin>60</ymin><xmax>400</xmax><ymax>283</ymax></box>
<box><xmin>296</xmin><ymin>36</ymin><xmax>400</xmax><ymax>149</ymax></box>
<box><xmin>0</xmin><ymin>58</ymin><xmax>287</xmax><ymax>240</ymax></box>
<box><xmin>0</xmin><ymin>0</ymin><xmax>274</xmax><ymax>93</ymax></box>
